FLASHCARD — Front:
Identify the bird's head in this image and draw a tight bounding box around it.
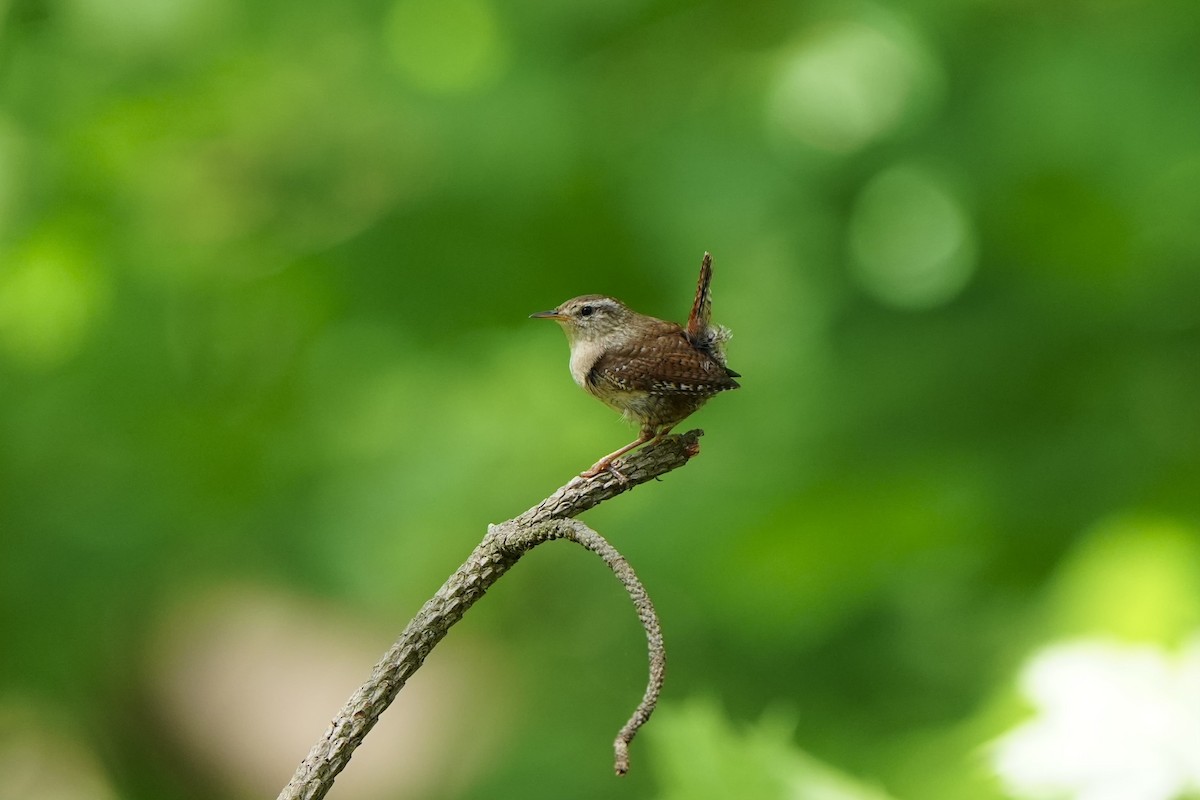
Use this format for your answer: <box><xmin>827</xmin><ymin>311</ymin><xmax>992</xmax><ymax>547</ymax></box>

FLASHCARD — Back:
<box><xmin>529</xmin><ymin>295</ymin><xmax>633</xmax><ymax>345</ymax></box>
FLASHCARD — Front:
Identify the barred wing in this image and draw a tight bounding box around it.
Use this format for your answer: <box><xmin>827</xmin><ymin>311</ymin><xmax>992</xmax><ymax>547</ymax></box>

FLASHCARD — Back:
<box><xmin>588</xmin><ymin>329</ymin><xmax>740</xmax><ymax>397</ymax></box>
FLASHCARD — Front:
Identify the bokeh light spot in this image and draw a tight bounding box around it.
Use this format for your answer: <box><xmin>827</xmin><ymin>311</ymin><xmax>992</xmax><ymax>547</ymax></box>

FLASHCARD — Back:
<box><xmin>994</xmin><ymin>638</ymin><xmax>1200</xmax><ymax>800</ymax></box>
<box><xmin>149</xmin><ymin>586</ymin><xmax>503</xmax><ymax>797</ymax></box>
<box><xmin>63</xmin><ymin>0</ymin><xmax>217</xmax><ymax>51</ymax></box>
<box><xmin>848</xmin><ymin>164</ymin><xmax>976</xmax><ymax>309</ymax></box>
<box><xmin>0</xmin><ymin>236</ymin><xmax>108</xmax><ymax>367</ymax></box>
<box><xmin>1050</xmin><ymin>515</ymin><xmax>1200</xmax><ymax>643</ymax></box>
<box><xmin>767</xmin><ymin>14</ymin><xmax>939</xmax><ymax>154</ymax></box>
<box><xmin>385</xmin><ymin>0</ymin><xmax>507</xmax><ymax>93</ymax></box>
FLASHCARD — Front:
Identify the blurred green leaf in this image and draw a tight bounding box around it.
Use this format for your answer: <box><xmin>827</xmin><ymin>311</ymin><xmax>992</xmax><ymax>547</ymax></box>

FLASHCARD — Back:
<box><xmin>650</xmin><ymin>698</ymin><xmax>897</xmax><ymax>800</ymax></box>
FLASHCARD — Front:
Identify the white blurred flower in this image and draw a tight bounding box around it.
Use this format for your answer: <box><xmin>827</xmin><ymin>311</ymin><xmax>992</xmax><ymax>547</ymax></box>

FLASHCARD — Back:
<box><xmin>993</xmin><ymin>637</ymin><xmax>1200</xmax><ymax>800</ymax></box>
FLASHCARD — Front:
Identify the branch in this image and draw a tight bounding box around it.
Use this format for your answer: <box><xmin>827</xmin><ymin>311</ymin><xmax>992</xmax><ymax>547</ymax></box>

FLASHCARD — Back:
<box><xmin>276</xmin><ymin>430</ymin><xmax>704</xmax><ymax>800</ymax></box>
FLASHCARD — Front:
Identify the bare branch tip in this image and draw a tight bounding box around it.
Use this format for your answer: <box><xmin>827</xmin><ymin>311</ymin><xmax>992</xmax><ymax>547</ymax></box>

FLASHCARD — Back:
<box><xmin>614</xmin><ymin>740</ymin><xmax>630</xmax><ymax>776</ymax></box>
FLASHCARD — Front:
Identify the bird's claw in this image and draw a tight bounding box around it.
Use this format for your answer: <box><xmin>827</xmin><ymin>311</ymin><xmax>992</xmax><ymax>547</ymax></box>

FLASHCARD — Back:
<box><xmin>580</xmin><ymin>460</ymin><xmax>630</xmax><ymax>484</ymax></box>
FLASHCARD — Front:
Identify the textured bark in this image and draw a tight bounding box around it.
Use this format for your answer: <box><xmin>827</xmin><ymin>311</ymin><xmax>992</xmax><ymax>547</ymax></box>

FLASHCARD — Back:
<box><xmin>276</xmin><ymin>429</ymin><xmax>703</xmax><ymax>800</ymax></box>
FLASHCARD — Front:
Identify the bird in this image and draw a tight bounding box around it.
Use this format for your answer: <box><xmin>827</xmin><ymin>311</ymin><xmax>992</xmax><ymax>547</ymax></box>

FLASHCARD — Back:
<box><xmin>530</xmin><ymin>252</ymin><xmax>740</xmax><ymax>478</ymax></box>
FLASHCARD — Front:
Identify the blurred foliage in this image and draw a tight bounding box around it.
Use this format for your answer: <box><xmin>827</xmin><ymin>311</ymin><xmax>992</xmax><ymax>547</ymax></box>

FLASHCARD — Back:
<box><xmin>649</xmin><ymin>697</ymin><xmax>899</xmax><ymax>800</ymax></box>
<box><xmin>2</xmin><ymin>0</ymin><xmax>1199</xmax><ymax>798</ymax></box>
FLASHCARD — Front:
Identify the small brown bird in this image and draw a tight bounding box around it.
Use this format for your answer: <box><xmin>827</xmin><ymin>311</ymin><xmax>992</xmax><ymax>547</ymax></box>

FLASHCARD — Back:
<box><xmin>531</xmin><ymin>252</ymin><xmax>740</xmax><ymax>478</ymax></box>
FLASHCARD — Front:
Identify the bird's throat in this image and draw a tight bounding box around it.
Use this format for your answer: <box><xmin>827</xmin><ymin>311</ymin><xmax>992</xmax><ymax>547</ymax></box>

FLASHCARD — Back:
<box><xmin>568</xmin><ymin>337</ymin><xmax>606</xmax><ymax>389</ymax></box>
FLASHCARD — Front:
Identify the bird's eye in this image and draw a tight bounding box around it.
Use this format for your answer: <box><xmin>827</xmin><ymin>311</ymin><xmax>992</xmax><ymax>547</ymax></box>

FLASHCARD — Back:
<box><xmin>579</xmin><ymin>305</ymin><xmax>594</xmax><ymax>317</ymax></box>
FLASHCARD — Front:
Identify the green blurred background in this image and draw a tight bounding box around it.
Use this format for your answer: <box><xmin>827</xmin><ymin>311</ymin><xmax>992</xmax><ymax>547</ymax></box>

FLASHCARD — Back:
<box><xmin>3</xmin><ymin>0</ymin><xmax>1199</xmax><ymax>798</ymax></box>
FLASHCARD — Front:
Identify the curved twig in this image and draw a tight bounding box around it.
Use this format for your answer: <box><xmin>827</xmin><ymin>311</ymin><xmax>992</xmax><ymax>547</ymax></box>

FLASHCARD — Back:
<box><xmin>276</xmin><ymin>430</ymin><xmax>703</xmax><ymax>800</ymax></box>
<box><xmin>512</xmin><ymin>518</ymin><xmax>665</xmax><ymax>775</ymax></box>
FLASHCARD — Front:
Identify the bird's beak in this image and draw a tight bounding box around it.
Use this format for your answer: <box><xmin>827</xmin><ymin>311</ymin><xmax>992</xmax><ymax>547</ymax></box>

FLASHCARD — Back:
<box><xmin>529</xmin><ymin>310</ymin><xmax>564</xmax><ymax>320</ymax></box>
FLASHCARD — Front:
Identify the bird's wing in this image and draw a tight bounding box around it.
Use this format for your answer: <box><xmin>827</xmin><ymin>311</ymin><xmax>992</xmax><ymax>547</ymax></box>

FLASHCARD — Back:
<box><xmin>588</xmin><ymin>329</ymin><xmax>740</xmax><ymax>396</ymax></box>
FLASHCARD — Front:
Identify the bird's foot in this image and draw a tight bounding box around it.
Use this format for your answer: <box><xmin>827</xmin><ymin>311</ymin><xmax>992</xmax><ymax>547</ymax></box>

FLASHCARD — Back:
<box><xmin>580</xmin><ymin>459</ymin><xmax>629</xmax><ymax>484</ymax></box>
<box><xmin>581</xmin><ymin>431</ymin><xmax>659</xmax><ymax>483</ymax></box>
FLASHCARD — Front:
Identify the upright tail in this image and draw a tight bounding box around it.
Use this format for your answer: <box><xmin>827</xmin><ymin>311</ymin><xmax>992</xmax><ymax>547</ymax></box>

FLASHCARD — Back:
<box><xmin>685</xmin><ymin>251</ymin><xmax>736</xmax><ymax>373</ymax></box>
<box><xmin>687</xmin><ymin>252</ymin><xmax>713</xmax><ymax>341</ymax></box>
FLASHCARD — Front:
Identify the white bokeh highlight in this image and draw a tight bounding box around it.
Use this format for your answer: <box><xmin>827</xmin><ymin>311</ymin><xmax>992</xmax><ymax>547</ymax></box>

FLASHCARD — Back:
<box><xmin>993</xmin><ymin>637</ymin><xmax>1200</xmax><ymax>800</ymax></box>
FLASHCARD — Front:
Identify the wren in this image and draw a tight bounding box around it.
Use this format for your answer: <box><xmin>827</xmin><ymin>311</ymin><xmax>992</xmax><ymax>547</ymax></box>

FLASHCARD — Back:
<box><xmin>531</xmin><ymin>252</ymin><xmax>740</xmax><ymax>478</ymax></box>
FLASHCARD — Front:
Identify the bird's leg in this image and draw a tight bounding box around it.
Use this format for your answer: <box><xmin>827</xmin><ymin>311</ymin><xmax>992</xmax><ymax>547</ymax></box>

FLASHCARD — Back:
<box><xmin>581</xmin><ymin>429</ymin><xmax>656</xmax><ymax>480</ymax></box>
